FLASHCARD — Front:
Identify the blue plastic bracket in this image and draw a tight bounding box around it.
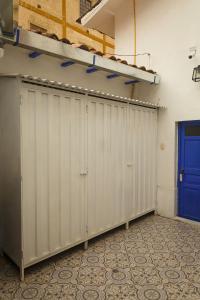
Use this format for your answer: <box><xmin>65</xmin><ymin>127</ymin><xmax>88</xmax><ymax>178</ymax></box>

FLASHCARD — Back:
<box><xmin>107</xmin><ymin>73</ymin><xmax>120</xmax><ymax>79</ymax></box>
<box><xmin>150</xmin><ymin>75</ymin><xmax>156</xmax><ymax>85</ymax></box>
<box><xmin>13</xmin><ymin>28</ymin><xmax>20</xmax><ymax>46</ymax></box>
<box><xmin>61</xmin><ymin>61</ymin><xmax>75</xmax><ymax>67</ymax></box>
<box><xmin>85</xmin><ymin>55</ymin><xmax>98</xmax><ymax>74</ymax></box>
<box><xmin>93</xmin><ymin>55</ymin><xmax>96</xmax><ymax>65</ymax></box>
<box><xmin>125</xmin><ymin>80</ymin><xmax>140</xmax><ymax>85</ymax></box>
<box><xmin>29</xmin><ymin>51</ymin><xmax>42</xmax><ymax>59</ymax></box>
<box><xmin>86</xmin><ymin>66</ymin><xmax>98</xmax><ymax>74</ymax></box>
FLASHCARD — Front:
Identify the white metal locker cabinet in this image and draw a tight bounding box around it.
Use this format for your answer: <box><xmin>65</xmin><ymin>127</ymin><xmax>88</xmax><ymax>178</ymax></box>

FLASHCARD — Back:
<box><xmin>20</xmin><ymin>85</ymin><xmax>87</xmax><ymax>266</ymax></box>
<box><xmin>87</xmin><ymin>97</ymin><xmax>127</xmax><ymax>238</ymax></box>
<box><xmin>127</xmin><ymin>105</ymin><xmax>157</xmax><ymax>220</ymax></box>
<box><xmin>0</xmin><ymin>75</ymin><xmax>159</xmax><ymax>279</ymax></box>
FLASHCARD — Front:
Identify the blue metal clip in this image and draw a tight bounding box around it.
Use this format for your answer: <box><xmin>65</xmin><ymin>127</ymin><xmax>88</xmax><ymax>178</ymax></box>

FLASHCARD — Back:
<box><xmin>86</xmin><ymin>66</ymin><xmax>98</xmax><ymax>74</ymax></box>
<box><xmin>13</xmin><ymin>28</ymin><xmax>20</xmax><ymax>46</ymax></box>
<box><xmin>61</xmin><ymin>61</ymin><xmax>75</xmax><ymax>68</ymax></box>
<box><xmin>150</xmin><ymin>75</ymin><xmax>156</xmax><ymax>85</ymax></box>
<box><xmin>93</xmin><ymin>55</ymin><xmax>96</xmax><ymax>65</ymax></box>
<box><xmin>29</xmin><ymin>52</ymin><xmax>42</xmax><ymax>59</ymax></box>
<box><xmin>125</xmin><ymin>80</ymin><xmax>140</xmax><ymax>85</ymax></box>
<box><xmin>85</xmin><ymin>55</ymin><xmax>98</xmax><ymax>74</ymax></box>
<box><xmin>107</xmin><ymin>73</ymin><xmax>120</xmax><ymax>79</ymax></box>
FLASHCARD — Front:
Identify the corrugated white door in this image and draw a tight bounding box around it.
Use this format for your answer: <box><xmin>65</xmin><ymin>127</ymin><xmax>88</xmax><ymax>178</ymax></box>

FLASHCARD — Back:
<box><xmin>126</xmin><ymin>105</ymin><xmax>157</xmax><ymax>220</ymax></box>
<box><xmin>87</xmin><ymin>96</ymin><xmax>127</xmax><ymax>238</ymax></box>
<box><xmin>20</xmin><ymin>83</ymin><xmax>157</xmax><ymax>266</ymax></box>
<box><xmin>21</xmin><ymin>84</ymin><xmax>87</xmax><ymax>266</ymax></box>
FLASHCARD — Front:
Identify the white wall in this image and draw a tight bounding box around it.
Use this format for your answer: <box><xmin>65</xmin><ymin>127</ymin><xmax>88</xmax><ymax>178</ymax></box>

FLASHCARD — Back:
<box><xmin>132</xmin><ymin>0</ymin><xmax>200</xmax><ymax>217</ymax></box>
<box><xmin>115</xmin><ymin>0</ymin><xmax>135</xmax><ymax>64</ymax></box>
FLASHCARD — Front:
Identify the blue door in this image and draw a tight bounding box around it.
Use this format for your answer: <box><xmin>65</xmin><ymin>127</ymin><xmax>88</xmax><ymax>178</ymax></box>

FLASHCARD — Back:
<box><xmin>178</xmin><ymin>121</ymin><xmax>200</xmax><ymax>221</ymax></box>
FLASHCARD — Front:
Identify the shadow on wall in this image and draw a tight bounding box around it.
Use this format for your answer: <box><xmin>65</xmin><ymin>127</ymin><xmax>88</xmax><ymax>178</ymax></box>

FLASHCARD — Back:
<box><xmin>134</xmin><ymin>82</ymin><xmax>160</xmax><ymax>105</ymax></box>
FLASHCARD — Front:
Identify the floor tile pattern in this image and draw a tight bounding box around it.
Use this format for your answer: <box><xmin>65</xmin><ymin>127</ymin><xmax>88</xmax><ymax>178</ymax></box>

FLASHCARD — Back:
<box><xmin>1</xmin><ymin>215</ymin><xmax>200</xmax><ymax>299</ymax></box>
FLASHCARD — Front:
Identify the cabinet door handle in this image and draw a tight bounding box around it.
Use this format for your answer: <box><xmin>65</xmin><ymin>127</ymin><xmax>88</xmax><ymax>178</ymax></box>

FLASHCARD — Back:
<box><xmin>80</xmin><ymin>171</ymin><xmax>88</xmax><ymax>176</ymax></box>
<box><xmin>127</xmin><ymin>163</ymin><xmax>133</xmax><ymax>167</ymax></box>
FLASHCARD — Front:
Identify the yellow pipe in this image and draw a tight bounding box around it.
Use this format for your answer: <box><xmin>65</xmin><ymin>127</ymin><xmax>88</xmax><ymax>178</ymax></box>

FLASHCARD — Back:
<box><xmin>62</xmin><ymin>0</ymin><xmax>67</xmax><ymax>38</ymax></box>
<box><xmin>103</xmin><ymin>34</ymin><xmax>106</xmax><ymax>53</ymax></box>
<box><xmin>133</xmin><ymin>0</ymin><xmax>137</xmax><ymax>65</ymax></box>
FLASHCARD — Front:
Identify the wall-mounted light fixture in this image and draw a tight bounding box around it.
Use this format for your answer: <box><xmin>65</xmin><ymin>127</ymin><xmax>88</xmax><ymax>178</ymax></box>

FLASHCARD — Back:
<box><xmin>192</xmin><ymin>65</ymin><xmax>200</xmax><ymax>82</ymax></box>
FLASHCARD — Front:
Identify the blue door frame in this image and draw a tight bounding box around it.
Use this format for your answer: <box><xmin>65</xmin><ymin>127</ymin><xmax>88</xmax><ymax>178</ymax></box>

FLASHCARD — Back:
<box><xmin>178</xmin><ymin>121</ymin><xmax>200</xmax><ymax>222</ymax></box>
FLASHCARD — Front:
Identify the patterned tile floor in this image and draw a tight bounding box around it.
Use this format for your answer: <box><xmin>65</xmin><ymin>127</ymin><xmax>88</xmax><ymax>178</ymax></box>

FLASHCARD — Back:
<box><xmin>1</xmin><ymin>214</ymin><xmax>200</xmax><ymax>299</ymax></box>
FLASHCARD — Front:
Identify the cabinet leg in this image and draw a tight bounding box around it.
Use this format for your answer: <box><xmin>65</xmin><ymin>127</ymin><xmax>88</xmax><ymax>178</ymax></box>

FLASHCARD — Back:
<box><xmin>84</xmin><ymin>240</ymin><xmax>88</xmax><ymax>250</ymax></box>
<box><xmin>84</xmin><ymin>241</ymin><xmax>88</xmax><ymax>250</ymax></box>
<box><xmin>125</xmin><ymin>222</ymin><xmax>129</xmax><ymax>230</ymax></box>
<box><xmin>20</xmin><ymin>265</ymin><xmax>24</xmax><ymax>282</ymax></box>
